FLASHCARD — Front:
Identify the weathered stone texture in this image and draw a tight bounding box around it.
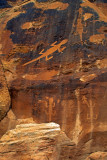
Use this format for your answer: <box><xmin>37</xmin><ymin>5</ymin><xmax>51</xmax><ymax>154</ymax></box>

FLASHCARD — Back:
<box><xmin>0</xmin><ymin>0</ymin><xmax>107</xmax><ymax>159</ymax></box>
<box><xmin>0</xmin><ymin>60</ymin><xmax>10</xmax><ymax>121</ymax></box>
<box><xmin>0</xmin><ymin>121</ymin><xmax>75</xmax><ymax>160</ymax></box>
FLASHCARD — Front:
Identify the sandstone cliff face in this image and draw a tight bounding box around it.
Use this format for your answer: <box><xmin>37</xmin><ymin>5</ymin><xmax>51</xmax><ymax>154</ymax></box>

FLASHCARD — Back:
<box><xmin>0</xmin><ymin>0</ymin><xmax>107</xmax><ymax>159</ymax></box>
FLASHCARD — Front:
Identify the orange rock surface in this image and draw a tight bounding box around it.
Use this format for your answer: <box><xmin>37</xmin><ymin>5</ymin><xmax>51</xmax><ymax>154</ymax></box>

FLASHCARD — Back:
<box><xmin>0</xmin><ymin>0</ymin><xmax>107</xmax><ymax>159</ymax></box>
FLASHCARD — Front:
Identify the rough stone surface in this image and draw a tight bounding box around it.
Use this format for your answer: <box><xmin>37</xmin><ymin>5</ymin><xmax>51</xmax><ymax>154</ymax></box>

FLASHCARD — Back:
<box><xmin>0</xmin><ymin>119</ymin><xmax>106</xmax><ymax>160</ymax></box>
<box><xmin>0</xmin><ymin>121</ymin><xmax>75</xmax><ymax>160</ymax></box>
<box><xmin>0</xmin><ymin>0</ymin><xmax>107</xmax><ymax>159</ymax></box>
<box><xmin>86</xmin><ymin>152</ymin><xmax>107</xmax><ymax>160</ymax></box>
<box><xmin>0</xmin><ymin>60</ymin><xmax>11</xmax><ymax>121</ymax></box>
<box><xmin>0</xmin><ymin>109</ymin><xmax>16</xmax><ymax>137</ymax></box>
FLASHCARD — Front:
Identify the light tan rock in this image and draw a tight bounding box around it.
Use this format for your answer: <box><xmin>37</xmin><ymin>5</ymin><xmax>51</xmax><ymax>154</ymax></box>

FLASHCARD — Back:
<box><xmin>86</xmin><ymin>151</ymin><xmax>107</xmax><ymax>160</ymax></box>
<box><xmin>16</xmin><ymin>117</ymin><xmax>34</xmax><ymax>124</ymax></box>
<box><xmin>0</xmin><ymin>122</ymin><xmax>75</xmax><ymax>160</ymax></box>
<box><xmin>80</xmin><ymin>74</ymin><xmax>97</xmax><ymax>82</ymax></box>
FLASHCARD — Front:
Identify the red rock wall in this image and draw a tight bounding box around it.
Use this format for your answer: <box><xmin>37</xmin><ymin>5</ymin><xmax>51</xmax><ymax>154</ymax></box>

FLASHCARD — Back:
<box><xmin>0</xmin><ymin>0</ymin><xmax>107</xmax><ymax>155</ymax></box>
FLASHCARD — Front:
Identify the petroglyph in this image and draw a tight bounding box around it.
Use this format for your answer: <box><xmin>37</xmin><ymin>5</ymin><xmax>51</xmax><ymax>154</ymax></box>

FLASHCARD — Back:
<box><xmin>43</xmin><ymin>97</ymin><xmax>56</xmax><ymax>122</ymax></box>
<box><xmin>23</xmin><ymin>39</ymin><xmax>68</xmax><ymax>66</ymax></box>
<box><xmin>21</xmin><ymin>17</ymin><xmax>46</xmax><ymax>30</ymax></box>
<box><xmin>82</xmin><ymin>95</ymin><xmax>97</xmax><ymax>120</ymax></box>
<box><xmin>82</xmin><ymin>95</ymin><xmax>97</xmax><ymax>138</ymax></box>
<box><xmin>81</xmin><ymin>0</ymin><xmax>107</xmax><ymax>22</ymax></box>
<box><xmin>76</xmin><ymin>8</ymin><xmax>83</xmax><ymax>42</ymax></box>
